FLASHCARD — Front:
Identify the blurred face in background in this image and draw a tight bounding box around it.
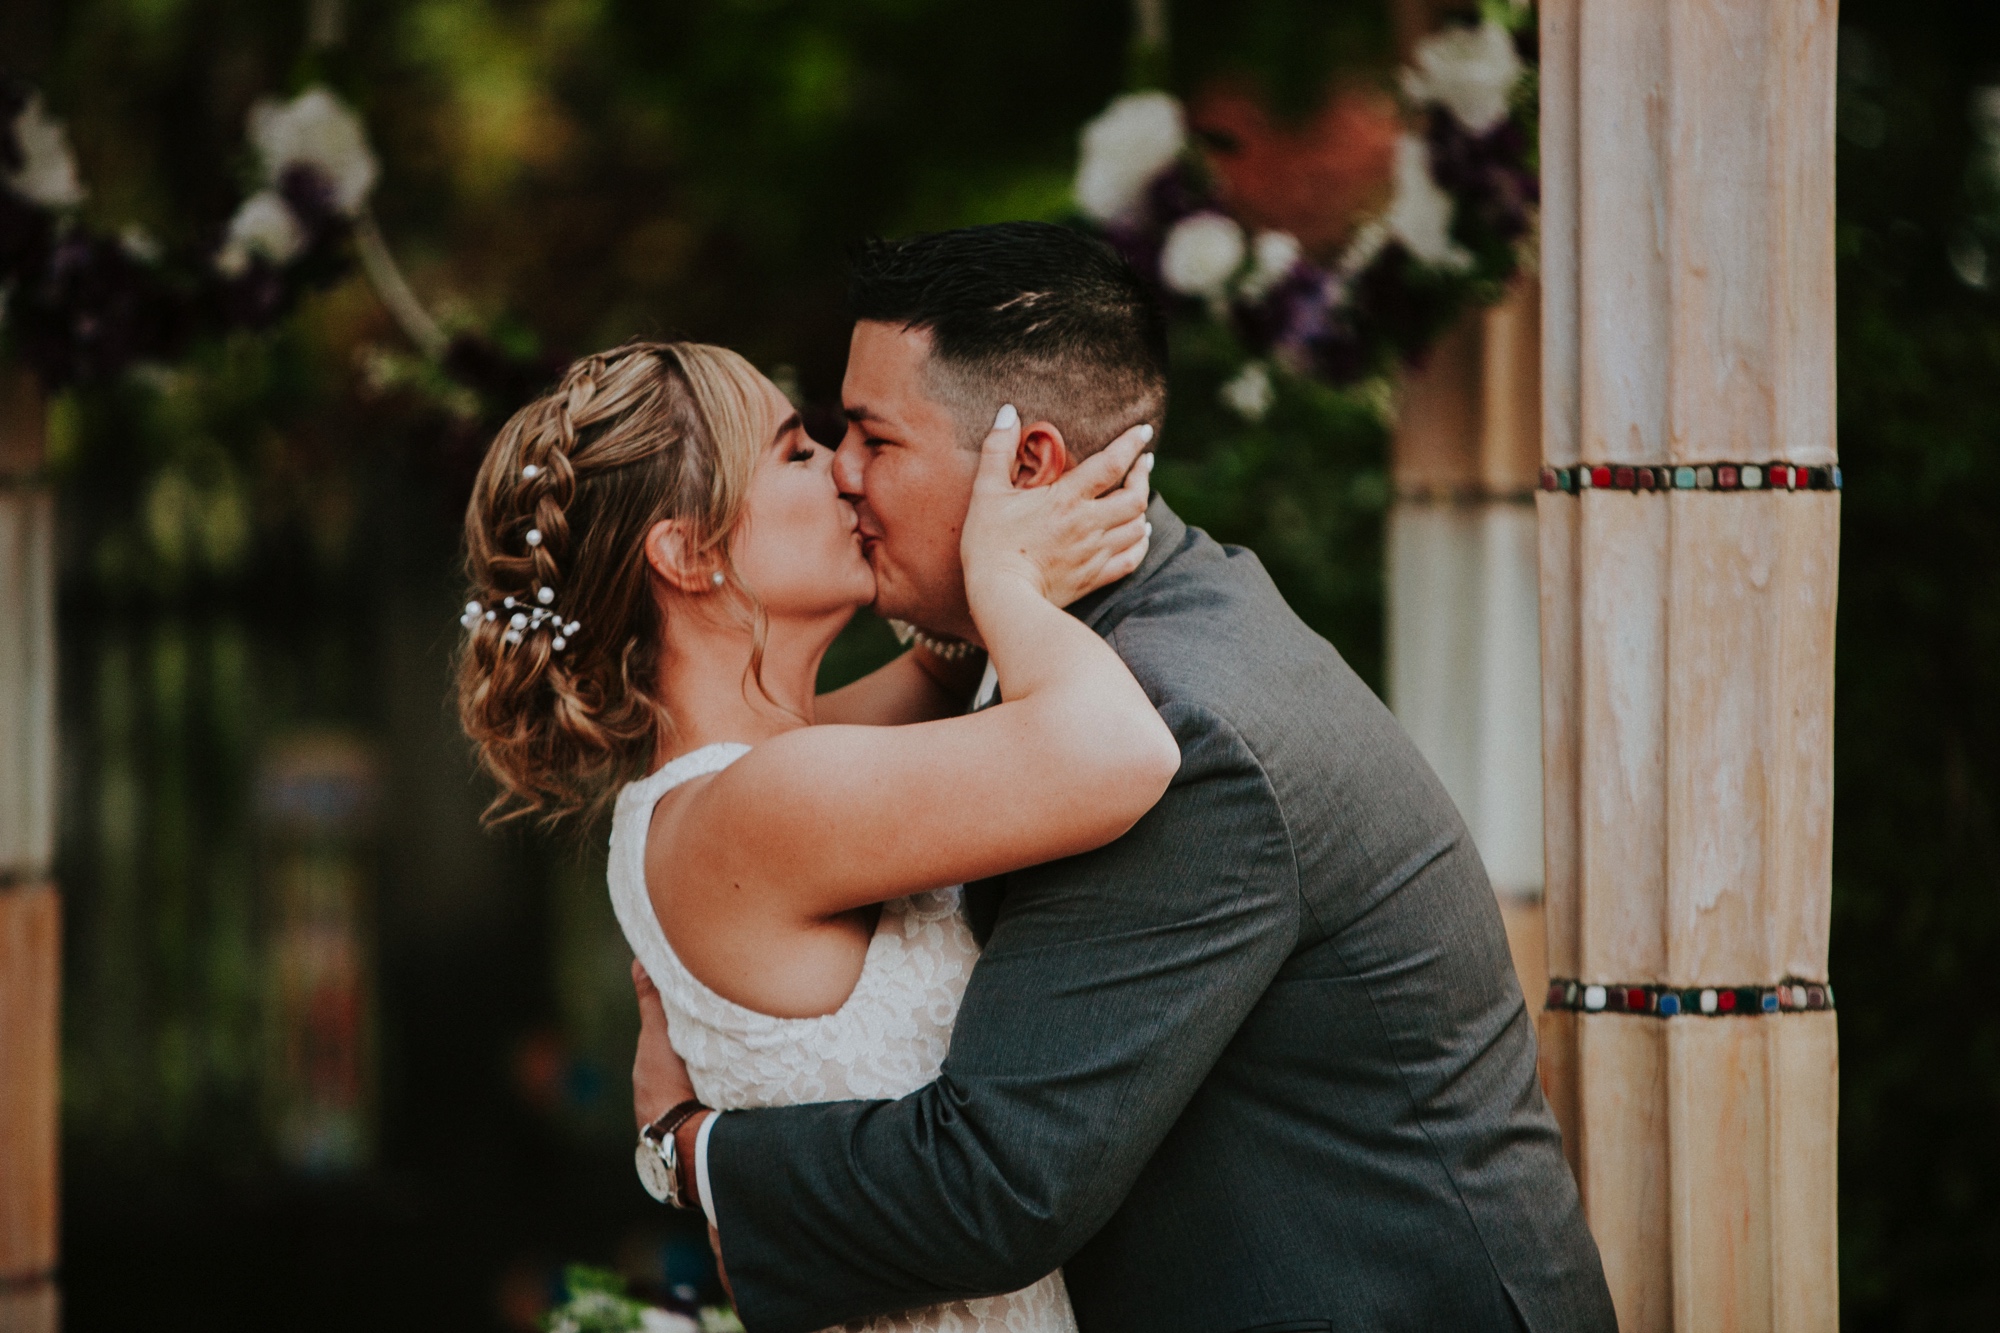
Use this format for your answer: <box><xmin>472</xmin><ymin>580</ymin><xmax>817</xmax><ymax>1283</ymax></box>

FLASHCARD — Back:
<box><xmin>833</xmin><ymin>321</ymin><xmax>984</xmax><ymax>641</ymax></box>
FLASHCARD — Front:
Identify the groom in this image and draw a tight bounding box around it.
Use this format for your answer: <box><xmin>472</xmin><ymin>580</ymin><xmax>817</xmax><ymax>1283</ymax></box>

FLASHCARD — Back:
<box><xmin>637</xmin><ymin>222</ymin><xmax>1615</xmax><ymax>1332</ymax></box>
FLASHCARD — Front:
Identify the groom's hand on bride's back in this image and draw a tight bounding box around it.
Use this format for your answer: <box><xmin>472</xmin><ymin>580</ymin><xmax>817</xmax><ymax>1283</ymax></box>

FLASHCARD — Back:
<box><xmin>631</xmin><ymin>959</ymin><xmax>694</xmax><ymax>1128</ymax></box>
<box><xmin>632</xmin><ymin>962</ymin><xmax>735</xmax><ymax>1300</ymax></box>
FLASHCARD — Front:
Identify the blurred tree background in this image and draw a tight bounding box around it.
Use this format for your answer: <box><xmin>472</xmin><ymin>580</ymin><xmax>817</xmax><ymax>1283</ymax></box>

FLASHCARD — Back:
<box><xmin>0</xmin><ymin>0</ymin><xmax>1994</xmax><ymax>1328</ymax></box>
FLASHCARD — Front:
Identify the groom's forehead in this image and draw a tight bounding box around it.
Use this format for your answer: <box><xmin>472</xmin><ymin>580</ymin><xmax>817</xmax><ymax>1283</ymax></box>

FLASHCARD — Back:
<box><xmin>845</xmin><ymin>320</ymin><xmax>931</xmax><ymax>385</ymax></box>
<box><xmin>842</xmin><ymin>321</ymin><xmax>954</xmax><ymax>427</ymax></box>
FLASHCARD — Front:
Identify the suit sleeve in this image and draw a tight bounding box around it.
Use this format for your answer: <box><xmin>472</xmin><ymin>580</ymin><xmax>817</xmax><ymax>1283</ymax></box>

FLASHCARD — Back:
<box><xmin>706</xmin><ymin>703</ymin><xmax>1300</xmax><ymax>1333</ymax></box>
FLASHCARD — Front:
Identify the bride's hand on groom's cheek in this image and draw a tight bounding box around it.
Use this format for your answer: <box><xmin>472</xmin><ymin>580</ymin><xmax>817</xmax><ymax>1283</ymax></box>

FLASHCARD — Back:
<box><xmin>962</xmin><ymin>408</ymin><xmax>1155</xmax><ymax>608</ymax></box>
<box><xmin>632</xmin><ymin>959</ymin><xmax>695</xmax><ymax>1128</ymax></box>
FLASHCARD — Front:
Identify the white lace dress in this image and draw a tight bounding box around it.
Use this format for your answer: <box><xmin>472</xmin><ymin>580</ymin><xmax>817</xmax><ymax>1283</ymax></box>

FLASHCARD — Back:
<box><xmin>609</xmin><ymin>743</ymin><xmax>1078</xmax><ymax>1333</ymax></box>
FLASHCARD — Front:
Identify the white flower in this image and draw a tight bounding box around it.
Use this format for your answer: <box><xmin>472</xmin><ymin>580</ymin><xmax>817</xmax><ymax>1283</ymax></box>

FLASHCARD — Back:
<box><xmin>4</xmin><ymin>93</ymin><xmax>86</xmax><ymax>209</ymax></box>
<box><xmin>248</xmin><ymin>87</ymin><xmax>378</xmax><ymax>215</ymax></box>
<box><xmin>1402</xmin><ymin>19</ymin><xmax>1524</xmax><ymax>135</ymax></box>
<box><xmin>1219</xmin><ymin>361</ymin><xmax>1274</xmax><ymax>422</ymax></box>
<box><xmin>1948</xmin><ymin>233</ymin><xmax>1988</xmax><ymax>289</ymax></box>
<box><xmin>216</xmin><ymin>190</ymin><xmax>306</xmax><ymax>276</ymax></box>
<box><xmin>638</xmin><ymin>1308</ymin><xmax>700</xmax><ymax>1333</ymax></box>
<box><xmin>1383</xmin><ymin>133</ymin><xmax>1471</xmax><ymax>271</ymax></box>
<box><xmin>1237</xmin><ymin>230</ymin><xmax>1302</xmax><ymax>300</ymax></box>
<box><xmin>1160</xmin><ymin>212</ymin><xmax>1246</xmax><ymax>300</ymax></box>
<box><xmin>1074</xmin><ymin>91</ymin><xmax>1185</xmax><ymax>223</ymax></box>
<box><xmin>119</xmin><ymin>224</ymin><xmax>163</xmax><ymax>263</ymax></box>
<box><xmin>1976</xmin><ymin>85</ymin><xmax>2000</xmax><ymax>139</ymax></box>
<box><xmin>1973</xmin><ymin>85</ymin><xmax>2000</xmax><ymax>182</ymax></box>
<box><xmin>1336</xmin><ymin>218</ymin><xmax>1390</xmax><ymax>278</ymax></box>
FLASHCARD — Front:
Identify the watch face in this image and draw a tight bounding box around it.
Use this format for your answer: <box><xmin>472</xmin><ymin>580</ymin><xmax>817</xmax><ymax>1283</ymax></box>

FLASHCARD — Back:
<box><xmin>635</xmin><ymin>1139</ymin><xmax>674</xmax><ymax>1204</ymax></box>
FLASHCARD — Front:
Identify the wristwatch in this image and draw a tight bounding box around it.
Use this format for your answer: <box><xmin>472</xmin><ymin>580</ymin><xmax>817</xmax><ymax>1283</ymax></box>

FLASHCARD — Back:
<box><xmin>635</xmin><ymin>1098</ymin><xmax>709</xmax><ymax>1208</ymax></box>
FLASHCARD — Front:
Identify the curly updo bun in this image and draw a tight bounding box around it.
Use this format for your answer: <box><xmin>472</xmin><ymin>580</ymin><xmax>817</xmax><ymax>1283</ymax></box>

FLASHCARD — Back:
<box><xmin>456</xmin><ymin>340</ymin><xmax>766</xmax><ymax>826</ymax></box>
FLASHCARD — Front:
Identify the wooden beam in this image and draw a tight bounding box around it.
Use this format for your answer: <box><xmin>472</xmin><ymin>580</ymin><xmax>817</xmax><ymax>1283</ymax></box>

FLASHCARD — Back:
<box><xmin>1390</xmin><ymin>283</ymin><xmax>1548</xmax><ymax>1002</ymax></box>
<box><xmin>0</xmin><ymin>486</ymin><xmax>55</xmax><ymax>878</ymax></box>
<box><xmin>0</xmin><ymin>365</ymin><xmax>58</xmax><ymax>1311</ymax></box>
<box><xmin>1538</xmin><ymin>1</ymin><xmax>1841</xmax><ymax>1328</ymax></box>
<box><xmin>0</xmin><ymin>884</ymin><xmax>58</xmax><ymax>1284</ymax></box>
<box><xmin>0</xmin><ymin>1279</ymin><xmax>59</xmax><ymax>1333</ymax></box>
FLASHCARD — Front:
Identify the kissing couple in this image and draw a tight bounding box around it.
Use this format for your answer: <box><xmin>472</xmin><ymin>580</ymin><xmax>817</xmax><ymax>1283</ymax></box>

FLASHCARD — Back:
<box><xmin>455</xmin><ymin>223</ymin><xmax>1616</xmax><ymax>1333</ymax></box>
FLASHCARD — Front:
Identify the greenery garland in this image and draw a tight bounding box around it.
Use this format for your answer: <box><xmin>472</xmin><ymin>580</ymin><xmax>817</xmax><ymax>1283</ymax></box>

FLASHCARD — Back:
<box><xmin>1071</xmin><ymin>5</ymin><xmax>1538</xmax><ymax>423</ymax></box>
<box><xmin>0</xmin><ymin>78</ymin><xmax>380</xmax><ymax>392</ymax></box>
<box><xmin>0</xmin><ymin>75</ymin><xmax>547</xmax><ymax>413</ymax></box>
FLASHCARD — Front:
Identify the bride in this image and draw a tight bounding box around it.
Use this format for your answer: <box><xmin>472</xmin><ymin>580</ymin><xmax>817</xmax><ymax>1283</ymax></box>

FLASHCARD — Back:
<box><xmin>454</xmin><ymin>340</ymin><xmax>1174</xmax><ymax>1332</ymax></box>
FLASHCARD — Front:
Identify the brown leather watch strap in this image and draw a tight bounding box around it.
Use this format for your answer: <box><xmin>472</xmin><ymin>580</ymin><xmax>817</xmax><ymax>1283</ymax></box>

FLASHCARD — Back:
<box><xmin>644</xmin><ymin>1097</ymin><xmax>709</xmax><ymax>1145</ymax></box>
<box><xmin>673</xmin><ymin>1110</ymin><xmax>708</xmax><ymax>1211</ymax></box>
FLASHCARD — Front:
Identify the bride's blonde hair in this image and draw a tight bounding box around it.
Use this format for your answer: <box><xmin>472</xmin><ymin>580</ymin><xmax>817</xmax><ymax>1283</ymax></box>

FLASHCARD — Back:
<box><xmin>456</xmin><ymin>340</ymin><xmax>766</xmax><ymax>826</ymax></box>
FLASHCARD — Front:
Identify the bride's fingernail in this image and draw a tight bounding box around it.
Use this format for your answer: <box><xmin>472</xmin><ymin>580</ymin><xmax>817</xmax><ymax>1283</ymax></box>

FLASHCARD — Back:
<box><xmin>1142</xmin><ymin>453</ymin><xmax>1156</xmax><ymax>472</ymax></box>
<box><xmin>994</xmin><ymin>404</ymin><xmax>1019</xmax><ymax>430</ymax></box>
<box><xmin>1137</xmin><ymin>424</ymin><xmax>1154</xmax><ymax>442</ymax></box>
<box><xmin>1144</xmin><ymin>521</ymin><xmax>1153</xmax><ymax>537</ymax></box>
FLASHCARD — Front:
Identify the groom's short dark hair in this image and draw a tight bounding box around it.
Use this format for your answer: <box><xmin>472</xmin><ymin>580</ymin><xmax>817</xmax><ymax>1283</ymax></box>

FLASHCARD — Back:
<box><xmin>849</xmin><ymin>222</ymin><xmax>1168</xmax><ymax>457</ymax></box>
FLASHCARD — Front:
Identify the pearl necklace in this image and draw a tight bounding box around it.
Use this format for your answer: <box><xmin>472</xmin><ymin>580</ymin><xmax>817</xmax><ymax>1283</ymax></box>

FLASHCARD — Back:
<box><xmin>889</xmin><ymin>619</ymin><xmax>978</xmax><ymax>662</ymax></box>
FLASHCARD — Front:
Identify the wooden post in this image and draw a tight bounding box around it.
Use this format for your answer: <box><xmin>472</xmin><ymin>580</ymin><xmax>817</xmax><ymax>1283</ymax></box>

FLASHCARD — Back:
<box><xmin>0</xmin><ymin>367</ymin><xmax>59</xmax><ymax>1332</ymax></box>
<box><xmin>1537</xmin><ymin>2</ymin><xmax>1840</xmax><ymax>1329</ymax></box>
<box><xmin>1389</xmin><ymin>282</ymin><xmax>1548</xmax><ymax>1006</ymax></box>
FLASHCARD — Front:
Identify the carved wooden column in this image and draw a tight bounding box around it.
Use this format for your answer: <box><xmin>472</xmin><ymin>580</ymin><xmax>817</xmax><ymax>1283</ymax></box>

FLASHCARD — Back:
<box><xmin>1388</xmin><ymin>281</ymin><xmax>1547</xmax><ymax>1006</ymax></box>
<box><xmin>0</xmin><ymin>369</ymin><xmax>59</xmax><ymax>1333</ymax></box>
<box><xmin>1536</xmin><ymin>1</ymin><xmax>1840</xmax><ymax>1329</ymax></box>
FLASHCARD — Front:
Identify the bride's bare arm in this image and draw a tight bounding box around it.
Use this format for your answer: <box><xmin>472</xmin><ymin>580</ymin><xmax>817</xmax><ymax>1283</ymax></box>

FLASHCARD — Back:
<box><xmin>812</xmin><ymin>644</ymin><xmax>984</xmax><ymax>727</ymax></box>
<box><xmin>673</xmin><ymin>414</ymin><xmax>1175</xmax><ymax>920</ymax></box>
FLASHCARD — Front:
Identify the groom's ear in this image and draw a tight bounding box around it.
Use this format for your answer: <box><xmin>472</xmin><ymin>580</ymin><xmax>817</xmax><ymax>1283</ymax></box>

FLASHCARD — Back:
<box><xmin>1010</xmin><ymin>421</ymin><xmax>1072</xmax><ymax>489</ymax></box>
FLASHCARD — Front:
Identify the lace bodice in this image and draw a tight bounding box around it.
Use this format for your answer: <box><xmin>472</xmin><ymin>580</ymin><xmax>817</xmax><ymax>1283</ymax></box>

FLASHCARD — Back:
<box><xmin>609</xmin><ymin>743</ymin><xmax>1076</xmax><ymax>1333</ymax></box>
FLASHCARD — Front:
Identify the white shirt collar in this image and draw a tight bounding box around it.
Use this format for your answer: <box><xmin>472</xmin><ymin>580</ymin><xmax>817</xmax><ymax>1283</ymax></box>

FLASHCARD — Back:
<box><xmin>971</xmin><ymin>660</ymin><xmax>999</xmax><ymax>712</ymax></box>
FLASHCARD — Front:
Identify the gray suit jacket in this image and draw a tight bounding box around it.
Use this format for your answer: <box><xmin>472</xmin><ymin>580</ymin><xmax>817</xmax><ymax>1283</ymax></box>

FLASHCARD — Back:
<box><xmin>708</xmin><ymin>499</ymin><xmax>1615</xmax><ymax>1333</ymax></box>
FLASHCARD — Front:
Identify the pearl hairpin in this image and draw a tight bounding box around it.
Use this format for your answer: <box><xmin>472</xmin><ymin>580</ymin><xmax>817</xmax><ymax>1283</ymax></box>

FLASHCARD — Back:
<box><xmin>459</xmin><ymin>595</ymin><xmax>581</xmax><ymax>651</ymax></box>
<box><xmin>526</xmin><ymin>528</ymin><xmax>543</xmax><ymax>547</ymax></box>
<box><xmin>521</xmin><ymin>464</ymin><xmax>541</xmax><ymax>480</ymax></box>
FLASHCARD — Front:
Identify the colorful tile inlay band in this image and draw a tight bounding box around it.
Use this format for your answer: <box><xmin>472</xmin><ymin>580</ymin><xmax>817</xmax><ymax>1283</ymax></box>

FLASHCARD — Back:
<box><xmin>1539</xmin><ymin>463</ymin><xmax>1842</xmax><ymax>494</ymax></box>
<box><xmin>1544</xmin><ymin>979</ymin><xmax>1835</xmax><ymax>1017</ymax></box>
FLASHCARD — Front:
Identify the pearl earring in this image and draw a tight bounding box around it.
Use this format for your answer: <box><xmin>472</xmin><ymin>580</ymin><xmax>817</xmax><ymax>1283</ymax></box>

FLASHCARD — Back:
<box><xmin>710</xmin><ymin>571</ymin><xmax>725</xmax><ymax>587</ymax></box>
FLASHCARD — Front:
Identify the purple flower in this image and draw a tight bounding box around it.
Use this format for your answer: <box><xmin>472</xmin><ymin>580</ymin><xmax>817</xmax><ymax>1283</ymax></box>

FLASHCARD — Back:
<box><xmin>0</xmin><ymin>75</ymin><xmax>30</xmax><ymax>175</ymax></box>
<box><xmin>277</xmin><ymin>163</ymin><xmax>350</xmax><ymax>252</ymax></box>
<box><xmin>1425</xmin><ymin>110</ymin><xmax>1538</xmax><ymax>250</ymax></box>
<box><xmin>8</xmin><ymin>230</ymin><xmax>189</xmax><ymax>387</ymax></box>
<box><xmin>212</xmin><ymin>254</ymin><xmax>295</xmax><ymax>330</ymax></box>
<box><xmin>1350</xmin><ymin>243</ymin><xmax>1457</xmax><ymax>363</ymax></box>
<box><xmin>0</xmin><ymin>185</ymin><xmax>53</xmax><ymax>281</ymax></box>
<box><xmin>1236</xmin><ymin>262</ymin><xmax>1339</xmax><ymax>357</ymax></box>
<box><xmin>1142</xmin><ymin>160</ymin><xmax>1213</xmax><ymax>232</ymax></box>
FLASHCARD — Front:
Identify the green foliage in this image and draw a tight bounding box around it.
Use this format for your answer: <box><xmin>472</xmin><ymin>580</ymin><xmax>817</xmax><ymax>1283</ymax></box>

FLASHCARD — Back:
<box><xmin>1155</xmin><ymin>322</ymin><xmax>1390</xmax><ymax>682</ymax></box>
<box><xmin>543</xmin><ymin>1265</ymin><xmax>647</xmax><ymax>1333</ymax></box>
<box><xmin>1829</xmin><ymin>4</ymin><xmax>2000</xmax><ymax>1327</ymax></box>
<box><xmin>1171</xmin><ymin>0</ymin><xmax>1396</xmax><ymax>116</ymax></box>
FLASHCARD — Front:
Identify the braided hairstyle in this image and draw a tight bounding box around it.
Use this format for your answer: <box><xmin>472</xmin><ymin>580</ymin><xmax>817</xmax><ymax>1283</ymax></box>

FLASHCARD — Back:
<box><xmin>456</xmin><ymin>340</ymin><xmax>767</xmax><ymax>826</ymax></box>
